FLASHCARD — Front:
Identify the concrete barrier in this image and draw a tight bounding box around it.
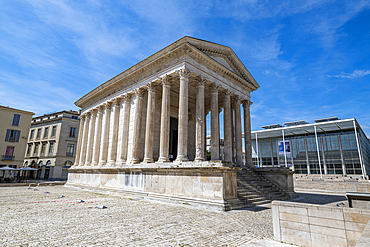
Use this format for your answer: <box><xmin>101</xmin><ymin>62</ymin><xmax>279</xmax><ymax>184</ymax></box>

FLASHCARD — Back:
<box><xmin>272</xmin><ymin>200</ymin><xmax>370</xmax><ymax>247</ymax></box>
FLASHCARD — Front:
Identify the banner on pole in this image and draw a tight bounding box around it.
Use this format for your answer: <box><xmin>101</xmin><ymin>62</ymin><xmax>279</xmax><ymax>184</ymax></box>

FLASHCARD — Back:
<box><xmin>278</xmin><ymin>141</ymin><xmax>291</xmax><ymax>155</ymax></box>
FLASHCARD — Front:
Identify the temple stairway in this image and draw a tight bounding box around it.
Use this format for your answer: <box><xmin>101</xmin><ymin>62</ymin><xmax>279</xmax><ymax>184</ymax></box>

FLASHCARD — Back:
<box><xmin>237</xmin><ymin>167</ymin><xmax>290</xmax><ymax>208</ymax></box>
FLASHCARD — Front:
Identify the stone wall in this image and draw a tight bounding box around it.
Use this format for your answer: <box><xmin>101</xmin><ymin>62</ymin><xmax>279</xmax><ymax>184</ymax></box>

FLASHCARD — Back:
<box><xmin>295</xmin><ymin>180</ymin><xmax>370</xmax><ymax>194</ymax></box>
<box><xmin>67</xmin><ymin>164</ymin><xmax>242</xmax><ymax>211</ymax></box>
<box><xmin>272</xmin><ymin>200</ymin><xmax>370</xmax><ymax>247</ymax></box>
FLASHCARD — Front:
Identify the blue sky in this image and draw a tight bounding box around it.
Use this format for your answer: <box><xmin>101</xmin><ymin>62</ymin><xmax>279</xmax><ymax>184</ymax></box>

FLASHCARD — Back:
<box><xmin>1</xmin><ymin>0</ymin><xmax>370</xmax><ymax>136</ymax></box>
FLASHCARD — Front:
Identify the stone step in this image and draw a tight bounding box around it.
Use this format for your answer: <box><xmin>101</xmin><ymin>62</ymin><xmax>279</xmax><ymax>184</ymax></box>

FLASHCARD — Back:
<box><xmin>237</xmin><ymin>187</ymin><xmax>281</xmax><ymax>193</ymax></box>
<box><xmin>238</xmin><ymin>193</ymin><xmax>288</xmax><ymax>202</ymax></box>
<box><xmin>237</xmin><ymin>191</ymin><xmax>283</xmax><ymax>198</ymax></box>
<box><xmin>239</xmin><ymin>195</ymin><xmax>289</xmax><ymax>205</ymax></box>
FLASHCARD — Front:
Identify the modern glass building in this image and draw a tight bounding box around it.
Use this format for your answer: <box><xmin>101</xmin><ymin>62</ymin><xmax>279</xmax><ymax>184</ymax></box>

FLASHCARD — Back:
<box><xmin>251</xmin><ymin>117</ymin><xmax>370</xmax><ymax>179</ymax></box>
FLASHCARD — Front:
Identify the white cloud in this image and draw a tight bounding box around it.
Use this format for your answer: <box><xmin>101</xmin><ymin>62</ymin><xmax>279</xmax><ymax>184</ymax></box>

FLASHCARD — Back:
<box><xmin>328</xmin><ymin>70</ymin><xmax>370</xmax><ymax>79</ymax></box>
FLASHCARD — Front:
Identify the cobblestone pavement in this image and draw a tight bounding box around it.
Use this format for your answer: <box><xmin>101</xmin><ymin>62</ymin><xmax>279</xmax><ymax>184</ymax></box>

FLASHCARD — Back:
<box><xmin>1</xmin><ymin>186</ymin><xmax>347</xmax><ymax>247</ymax></box>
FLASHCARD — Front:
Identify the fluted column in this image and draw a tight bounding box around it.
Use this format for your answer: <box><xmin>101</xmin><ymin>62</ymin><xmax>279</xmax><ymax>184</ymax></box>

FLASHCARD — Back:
<box><xmin>204</xmin><ymin>110</ymin><xmax>208</xmax><ymax>160</ymax></box>
<box><xmin>118</xmin><ymin>94</ymin><xmax>131</xmax><ymax>164</ymax></box>
<box><xmin>243</xmin><ymin>100</ymin><xmax>253</xmax><ymax>167</ymax></box>
<box><xmin>223</xmin><ymin>91</ymin><xmax>232</xmax><ymax>162</ymax></box>
<box><xmin>143</xmin><ymin>83</ymin><xmax>157</xmax><ymax>163</ymax></box>
<box><xmin>195</xmin><ymin>77</ymin><xmax>206</xmax><ymax>161</ymax></box>
<box><xmin>158</xmin><ymin>75</ymin><xmax>171</xmax><ymax>163</ymax></box>
<box><xmin>130</xmin><ymin>88</ymin><xmax>145</xmax><ymax>164</ymax></box>
<box><xmin>85</xmin><ymin>110</ymin><xmax>96</xmax><ymax>166</ymax></box>
<box><xmin>210</xmin><ymin>83</ymin><xmax>220</xmax><ymax>161</ymax></box>
<box><xmin>91</xmin><ymin>106</ymin><xmax>103</xmax><ymax>166</ymax></box>
<box><xmin>79</xmin><ymin>112</ymin><xmax>90</xmax><ymax>165</ymax></box>
<box><xmin>107</xmin><ymin>98</ymin><xmax>121</xmax><ymax>166</ymax></box>
<box><xmin>74</xmin><ymin>114</ymin><xmax>85</xmax><ymax>166</ymax></box>
<box><xmin>234</xmin><ymin>97</ymin><xmax>243</xmax><ymax>166</ymax></box>
<box><xmin>98</xmin><ymin>103</ymin><xmax>111</xmax><ymax>166</ymax></box>
<box><xmin>231</xmin><ymin>102</ymin><xmax>235</xmax><ymax>163</ymax></box>
<box><xmin>176</xmin><ymin>68</ymin><xmax>190</xmax><ymax>162</ymax></box>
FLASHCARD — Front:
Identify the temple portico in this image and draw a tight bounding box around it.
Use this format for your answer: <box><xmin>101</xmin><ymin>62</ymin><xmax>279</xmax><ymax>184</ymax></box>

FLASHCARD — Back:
<box><xmin>67</xmin><ymin>37</ymin><xmax>259</xmax><ymax>211</ymax></box>
<box><xmin>73</xmin><ymin>70</ymin><xmax>253</xmax><ymax>167</ymax></box>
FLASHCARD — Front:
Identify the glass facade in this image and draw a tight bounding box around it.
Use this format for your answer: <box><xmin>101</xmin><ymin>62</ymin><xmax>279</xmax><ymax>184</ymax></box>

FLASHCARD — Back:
<box><xmin>252</xmin><ymin>124</ymin><xmax>370</xmax><ymax>178</ymax></box>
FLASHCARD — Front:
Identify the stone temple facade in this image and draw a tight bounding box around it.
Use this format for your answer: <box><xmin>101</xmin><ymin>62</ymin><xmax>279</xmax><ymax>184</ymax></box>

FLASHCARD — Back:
<box><xmin>67</xmin><ymin>37</ymin><xmax>259</xmax><ymax>211</ymax></box>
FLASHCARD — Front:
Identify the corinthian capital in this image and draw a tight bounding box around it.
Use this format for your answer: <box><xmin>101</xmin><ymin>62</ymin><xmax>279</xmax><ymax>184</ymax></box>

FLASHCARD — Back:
<box><xmin>161</xmin><ymin>75</ymin><xmax>172</xmax><ymax>87</ymax></box>
<box><xmin>146</xmin><ymin>82</ymin><xmax>157</xmax><ymax>93</ymax></box>
<box><xmin>176</xmin><ymin>68</ymin><xmax>191</xmax><ymax>79</ymax></box>
<box><xmin>195</xmin><ymin>76</ymin><xmax>206</xmax><ymax>87</ymax></box>
<box><xmin>209</xmin><ymin>83</ymin><xmax>220</xmax><ymax>93</ymax></box>
<box><xmin>134</xmin><ymin>87</ymin><xmax>146</xmax><ymax>97</ymax></box>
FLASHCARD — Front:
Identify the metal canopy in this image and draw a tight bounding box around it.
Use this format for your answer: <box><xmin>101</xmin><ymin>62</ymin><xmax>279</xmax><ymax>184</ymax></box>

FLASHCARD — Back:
<box><xmin>252</xmin><ymin>118</ymin><xmax>357</xmax><ymax>139</ymax></box>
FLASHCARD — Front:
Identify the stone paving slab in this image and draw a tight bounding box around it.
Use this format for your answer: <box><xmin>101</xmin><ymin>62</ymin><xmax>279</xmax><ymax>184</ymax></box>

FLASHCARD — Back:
<box><xmin>0</xmin><ymin>186</ymin><xmax>294</xmax><ymax>246</ymax></box>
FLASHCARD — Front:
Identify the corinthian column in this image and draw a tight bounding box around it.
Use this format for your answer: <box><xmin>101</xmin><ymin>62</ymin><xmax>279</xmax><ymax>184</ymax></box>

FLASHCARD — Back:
<box><xmin>118</xmin><ymin>94</ymin><xmax>131</xmax><ymax>164</ymax></box>
<box><xmin>79</xmin><ymin>112</ymin><xmax>90</xmax><ymax>166</ymax></box>
<box><xmin>176</xmin><ymin>68</ymin><xmax>190</xmax><ymax>162</ymax></box>
<box><xmin>223</xmin><ymin>91</ymin><xmax>232</xmax><ymax>162</ymax></box>
<box><xmin>85</xmin><ymin>109</ymin><xmax>96</xmax><ymax>166</ymax></box>
<box><xmin>130</xmin><ymin>88</ymin><xmax>145</xmax><ymax>164</ymax></box>
<box><xmin>143</xmin><ymin>83</ymin><xmax>157</xmax><ymax>163</ymax></box>
<box><xmin>210</xmin><ymin>83</ymin><xmax>220</xmax><ymax>161</ymax></box>
<box><xmin>74</xmin><ymin>114</ymin><xmax>85</xmax><ymax>166</ymax></box>
<box><xmin>98</xmin><ymin>103</ymin><xmax>111</xmax><ymax>166</ymax></box>
<box><xmin>158</xmin><ymin>75</ymin><xmax>171</xmax><ymax>163</ymax></box>
<box><xmin>107</xmin><ymin>98</ymin><xmax>121</xmax><ymax>166</ymax></box>
<box><xmin>91</xmin><ymin>106</ymin><xmax>103</xmax><ymax>166</ymax></box>
<box><xmin>195</xmin><ymin>77</ymin><xmax>206</xmax><ymax>161</ymax></box>
<box><xmin>234</xmin><ymin>97</ymin><xmax>243</xmax><ymax>166</ymax></box>
<box><xmin>243</xmin><ymin>100</ymin><xmax>253</xmax><ymax>167</ymax></box>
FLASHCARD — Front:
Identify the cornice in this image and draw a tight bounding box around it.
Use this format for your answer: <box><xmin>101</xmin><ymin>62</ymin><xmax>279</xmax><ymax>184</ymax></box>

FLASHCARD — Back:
<box><xmin>76</xmin><ymin>39</ymin><xmax>258</xmax><ymax>109</ymax></box>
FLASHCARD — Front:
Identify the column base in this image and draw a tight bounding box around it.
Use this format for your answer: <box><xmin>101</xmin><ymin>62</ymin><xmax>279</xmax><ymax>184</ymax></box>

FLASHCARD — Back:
<box><xmin>98</xmin><ymin>161</ymin><xmax>107</xmax><ymax>167</ymax></box>
<box><xmin>142</xmin><ymin>158</ymin><xmax>154</xmax><ymax>163</ymax></box>
<box><xmin>129</xmin><ymin>158</ymin><xmax>141</xmax><ymax>164</ymax></box>
<box><xmin>157</xmin><ymin>157</ymin><xmax>170</xmax><ymax>163</ymax></box>
<box><xmin>90</xmin><ymin>162</ymin><xmax>98</xmax><ymax>167</ymax></box>
<box><xmin>194</xmin><ymin>157</ymin><xmax>205</xmax><ymax>162</ymax></box>
<box><xmin>175</xmin><ymin>155</ymin><xmax>189</xmax><ymax>162</ymax></box>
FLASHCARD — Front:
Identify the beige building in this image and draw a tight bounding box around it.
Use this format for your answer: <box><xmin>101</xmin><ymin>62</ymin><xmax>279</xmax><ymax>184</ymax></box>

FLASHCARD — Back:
<box><xmin>67</xmin><ymin>37</ymin><xmax>259</xmax><ymax>210</ymax></box>
<box><xmin>24</xmin><ymin>110</ymin><xmax>80</xmax><ymax>180</ymax></box>
<box><xmin>0</xmin><ymin>105</ymin><xmax>34</xmax><ymax>169</ymax></box>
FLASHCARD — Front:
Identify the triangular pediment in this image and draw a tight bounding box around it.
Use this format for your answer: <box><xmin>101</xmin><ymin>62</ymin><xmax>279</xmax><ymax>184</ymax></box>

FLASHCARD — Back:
<box><xmin>209</xmin><ymin>55</ymin><xmax>236</xmax><ymax>72</ymax></box>
<box><xmin>182</xmin><ymin>37</ymin><xmax>259</xmax><ymax>90</ymax></box>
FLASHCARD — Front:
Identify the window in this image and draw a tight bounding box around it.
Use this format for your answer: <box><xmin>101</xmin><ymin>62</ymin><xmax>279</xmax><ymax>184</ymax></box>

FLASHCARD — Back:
<box><xmin>5</xmin><ymin>129</ymin><xmax>21</xmax><ymax>142</ymax></box>
<box><xmin>69</xmin><ymin>127</ymin><xmax>76</xmax><ymax>138</ymax></box>
<box><xmin>51</xmin><ymin>126</ymin><xmax>57</xmax><ymax>137</ymax></box>
<box><xmin>30</xmin><ymin>130</ymin><xmax>35</xmax><ymax>140</ymax></box>
<box><xmin>36</xmin><ymin>129</ymin><xmax>41</xmax><ymax>139</ymax></box>
<box><xmin>4</xmin><ymin>146</ymin><xmax>15</xmax><ymax>160</ymax></box>
<box><xmin>49</xmin><ymin>143</ymin><xmax>54</xmax><ymax>155</ymax></box>
<box><xmin>41</xmin><ymin>143</ymin><xmax>46</xmax><ymax>156</ymax></box>
<box><xmin>33</xmin><ymin>144</ymin><xmax>39</xmax><ymax>156</ymax></box>
<box><xmin>26</xmin><ymin>144</ymin><xmax>32</xmax><ymax>156</ymax></box>
<box><xmin>12</xmin><ymin>114</ymin><xmax>20</xmax><ymax>126</ymax></box>
<box><xmin>44</xmin><ymin>127</ymin><xmax>49</xmax><ymax>138</ymax></box>
<box><xmin>66</xmin><ymin>143</ymin><xmax>75</xmax><ymax>156</ymax></box>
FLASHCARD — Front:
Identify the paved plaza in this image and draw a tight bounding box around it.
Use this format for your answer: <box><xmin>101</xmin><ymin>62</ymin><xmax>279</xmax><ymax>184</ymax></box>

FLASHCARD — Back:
<box><xmin>0</xmin><ymin>186</ymin><xmax>346</xmax><ymax>246</ymax></box>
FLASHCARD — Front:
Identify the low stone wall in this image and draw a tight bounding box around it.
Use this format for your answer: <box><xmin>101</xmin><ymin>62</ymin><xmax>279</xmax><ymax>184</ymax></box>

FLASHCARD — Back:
<box><xmin>254</xmin><ymin>167</ymin><xmax>297</xmax><ymax>198</ymax></box>
<box><xmin>295</xmin><ymin>180</ymin><xmax>370</xmax><ymax>194</ymax></box>
<box><xmin>67</xmin><ymin>162</ymin><xmax>242</xmax><ymax>211</ymax></box>
<box><xmin>272</xmin><ymin>201</ymin><xmax>370</xmax><ymax>247</ymax></box>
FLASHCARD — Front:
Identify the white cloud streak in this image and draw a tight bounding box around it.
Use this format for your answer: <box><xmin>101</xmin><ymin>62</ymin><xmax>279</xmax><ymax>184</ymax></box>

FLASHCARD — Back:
<box><xmin>328</xmin><ymin>70</ymin><xmax>370</xmax><ymax>79</ymax></box>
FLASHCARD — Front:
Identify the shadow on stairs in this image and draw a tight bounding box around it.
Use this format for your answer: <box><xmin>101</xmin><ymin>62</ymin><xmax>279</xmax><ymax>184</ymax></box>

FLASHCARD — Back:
<box><xmin>237</xmin><ymin>167</ymin><xmax>290</xmax><ymax>208</ymax></box>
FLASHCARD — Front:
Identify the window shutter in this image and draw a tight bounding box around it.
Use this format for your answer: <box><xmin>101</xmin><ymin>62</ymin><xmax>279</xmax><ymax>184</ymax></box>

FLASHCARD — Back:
<box><xmin>12</xmin><ymin>114</ymin><xmax>21</xmax><ymax>126</ymax></box>
<box><xmin>5</xmin><ymin>129</ymin><xmax>10</xmax><ymax>141</ymax></box>
<box><xmin>15</xmin><ymin>130</ymin><xmax>21</xmax><ymax>142</ymax></box>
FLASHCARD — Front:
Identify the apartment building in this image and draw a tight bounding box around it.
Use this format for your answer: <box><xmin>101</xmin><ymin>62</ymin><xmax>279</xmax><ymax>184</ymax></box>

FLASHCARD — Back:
<box><xmin>24</xmin><ymin>110</ymin><xmax>80</xmax><ymax>180</ymax></box>
<box><xmin>0</xmin><ymin>105</ymin><xmax>34</xmax><ymax>169</ymax></box>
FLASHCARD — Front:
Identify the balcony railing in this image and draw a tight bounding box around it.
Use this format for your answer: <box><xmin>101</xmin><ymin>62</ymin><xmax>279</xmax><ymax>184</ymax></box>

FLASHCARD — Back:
<box><xmin>2</xmin><ymin>155</ymin><xmax>15</xmax><ymax>161</ymax></box>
